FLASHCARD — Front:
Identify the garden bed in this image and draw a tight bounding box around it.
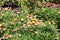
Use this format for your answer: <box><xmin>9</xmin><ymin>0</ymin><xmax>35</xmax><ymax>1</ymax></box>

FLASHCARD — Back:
<box><xmin>0</xmin><ymin>0</ymin><xmax>60</xmax><ymax>40</ymax></box>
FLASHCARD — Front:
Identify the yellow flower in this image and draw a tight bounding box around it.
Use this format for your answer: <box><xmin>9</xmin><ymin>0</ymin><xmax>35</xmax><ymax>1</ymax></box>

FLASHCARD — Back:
<box><xmin>13</xmin><ymin>18</ymin><xmax>17</xmax><ymax>21</ymax></box>
<box><xmin>34</xmin><ymin>21</ymin><xmax>40</xmax><ymax>25</ymax></box>
<box><xmin>0</xmin><ymin>24</ymin><xmax>3</xmax><ymax>28</ymax></box>
<box><xmin>17</xmin><ymin>12</ymin><xmax>20</xmax><ymax>14</ymax></box>
<box><xmin>26</xmin><ymin>14</ymin><xmax>31</xmax><ymax>18</ymax></box>
<box><xmin>27</xmin><ymin>14</ymin><xmax>31</xmax><ymax>17</ymax></box>
<box><xmin>18</xmin><ymin>21</ymin><xmax>21</xmax><ymax>24</ymax></box>
<box><xmin>32</xmin><ymin>21</ymin><xmax>35</xmax><ymax>24</ymax></box>
<box><xmin>35</xmin><ymin>31</ymin><xmax>38</xmax><ymax>34</ymax></box>
<box><xmin>58</xmin><ymin>11</ymin><xmax>60</xmax><ymax>14</ymax></box>
<box><xmin>27</xmin><ymin>21</ymin><xmax>32</xmax><ymax>25</ymax></box>
<box><xmin>8</xmin><ymin>35</ymin><xmax>12</xmax><ymax>37</ymax></box>
<box><xmin>33</xmin><ymin>19</ymin><xmax>37</xmax><ymax>21</ymax></box>
<box><xmin>28</xmin><ymin>24</ymin><xmax>31</xmax><ymax>27</ymax></box>
<box><xmin>35</xmin><ymin>23</ymin><xmax>38</xmax><ymax>25</ymax></box>
<box><xmin>48</xmin><ymin>20</ymin><xmax>55</xmax><ymax>24</ymax></box>
<box><xmin>10</xmin><ymin>21</ymin><xmax>15</xmax><ymax>25</ymax></box>
<box><xmin>37</xmin><ymin>22</ymin><xmax>40</xmax><ymax>24</ymax></box>
<box><xmin>39</xmin><ymin>20</ymin><xmax>42</xmax><ymax>22</ymax></box>
<box><xmin>21</xmin><ymin>18</ymin><xmax>24</xmax><ymax>21</ymax></box>
<box><xmin>3</xmin><ymin>28</ymin><xmax>6</xmax><ymax>31</ymax></box>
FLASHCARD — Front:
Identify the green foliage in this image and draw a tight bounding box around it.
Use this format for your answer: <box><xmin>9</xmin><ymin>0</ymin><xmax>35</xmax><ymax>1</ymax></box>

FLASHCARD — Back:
<box><xmin>0</xmin><ymin>7</ymin><xmax>59</xmax><ymax>40</ymax></box>
<box><xmin>34</xmin><ymin>8</ymin><xmax>58</xmax><ymax>21</ymax></box>
<box><xmin>0</xmin><ymin>0</ymin><xmax>4</xmax><ymax>6</ymax></box>
<box><xmin>0</xmin><ymin>0</ymin><xmax>60</xmax><ymax>40</ymax></box>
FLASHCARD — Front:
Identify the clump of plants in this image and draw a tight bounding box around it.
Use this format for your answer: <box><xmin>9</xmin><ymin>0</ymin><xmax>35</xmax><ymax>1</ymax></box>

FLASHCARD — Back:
<box><xmin>0</xmin><ymin>6</ymin><xmax>59</xmax><ymax>40</ymax></box>
<box><xmin>0</xmin><ymin>0</ymin><xmax>60</xmax><ymax>40</ymax></box>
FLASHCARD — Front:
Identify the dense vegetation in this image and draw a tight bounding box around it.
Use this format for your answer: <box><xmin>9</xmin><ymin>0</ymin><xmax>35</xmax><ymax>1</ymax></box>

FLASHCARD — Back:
<box><xmin>0</xmin><ymin>0</ymin><xmax>60</xmax><ymax>40</ymax></box>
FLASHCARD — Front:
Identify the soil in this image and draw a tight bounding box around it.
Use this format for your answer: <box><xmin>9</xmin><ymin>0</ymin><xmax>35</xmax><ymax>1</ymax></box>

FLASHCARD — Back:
<box><xmin>0</xmin><ymin>2</ymin><xmax>60</xmax><ymax>16</ymax></box>
<box><xmin>44</xmin><ymin>2</ymin><xmax>60</xmax><ymax>8</ymax></box>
